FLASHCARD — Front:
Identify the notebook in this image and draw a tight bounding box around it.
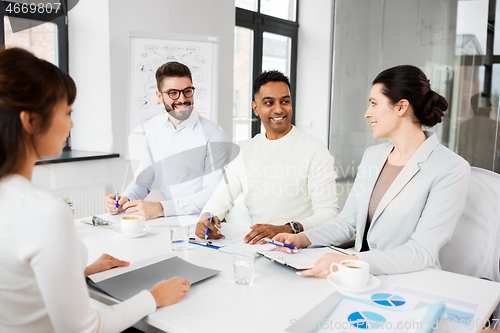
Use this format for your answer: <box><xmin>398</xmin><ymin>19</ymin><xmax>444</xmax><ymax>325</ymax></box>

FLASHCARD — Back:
<box><xmin>87</xmin><ymin>256</ymin><xmax>220</xmax><ymax>301</ymax></box>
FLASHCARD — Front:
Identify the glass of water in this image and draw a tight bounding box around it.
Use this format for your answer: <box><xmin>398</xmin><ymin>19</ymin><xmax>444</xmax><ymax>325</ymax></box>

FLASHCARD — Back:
<box><xmin>233</xmin><ymin>252</ymin><xmax>256</xmax><ymax>285</ymax></box>
<box><xmin>170</xmin><ymin>225</ymin><xmax>189</xmax><ymax>251</ymax></box>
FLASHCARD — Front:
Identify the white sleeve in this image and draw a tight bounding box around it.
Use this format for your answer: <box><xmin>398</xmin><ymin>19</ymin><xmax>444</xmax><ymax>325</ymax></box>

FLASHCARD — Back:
<box><xmin>303</xmin><ymin>147</ymin><xmax>372</xmax><ymax>244</ymax></box>
<box><xmin>161</xmin><ymin>128</ymin><xmax>229</xmax><ymax>216</ymax></box>
<box><xmin>201</xmin><ymin>152</ymin><xmax>245</xmax><ymax>221</ymax></box>
<box><xmin>298</xmin><ymin>147</ymin><xmax>339</xmax><ymax>230</ymax></box>
<box><xmin>22</xmin><ymin>201</ymin><xmax>156</xmax><ymax>333</ymax></box>
<box><xmin>302</xmin><ymin>174</ymin><xmax>359</xmax><ymax>245</ymax></box>
<box><xmin>123</xmin><ymin>135</ymin><xmax>154</xmax><ymax>201</ymax></box>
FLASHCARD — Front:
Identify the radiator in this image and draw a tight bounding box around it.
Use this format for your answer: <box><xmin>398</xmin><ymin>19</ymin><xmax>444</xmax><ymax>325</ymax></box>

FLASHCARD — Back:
<box><xmin>50</xmin><ymin>184</ymin><xmax>107</xmax><ymax>219</ymax></box>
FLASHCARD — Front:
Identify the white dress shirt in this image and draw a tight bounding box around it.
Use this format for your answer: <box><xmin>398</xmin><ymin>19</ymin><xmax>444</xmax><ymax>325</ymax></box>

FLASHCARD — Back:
<box><xmin>124</xmin><ymin>108</ymin><xmax>228</xmax><ymax>216</ymax></box>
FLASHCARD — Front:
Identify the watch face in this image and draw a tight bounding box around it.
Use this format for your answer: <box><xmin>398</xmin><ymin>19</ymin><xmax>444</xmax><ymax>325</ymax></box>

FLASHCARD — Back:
<box><xmin>291</xmin><ymin>221</ymin><xmax>300</xmax><ymax>233</ymax></box>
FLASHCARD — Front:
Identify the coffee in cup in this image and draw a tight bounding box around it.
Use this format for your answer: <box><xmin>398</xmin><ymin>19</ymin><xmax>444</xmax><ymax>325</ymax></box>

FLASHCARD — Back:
<box><xmin>342</xmin><ymin>262</ymin><xmax>362</xmax><ymax>269</ymax></box>
<box><xmin>331</xmin><ymin>259</ymin><xmax>370</xmax><ymax>288</ymax></box>
<box><xmin>121</xmin><ymin>215</ymin><xmax>145</xmax><ymax>234</ymax></box>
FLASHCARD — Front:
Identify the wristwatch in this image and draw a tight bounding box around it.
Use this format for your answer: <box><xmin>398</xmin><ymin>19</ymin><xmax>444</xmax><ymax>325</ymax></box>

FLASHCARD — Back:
<box><xmin>288</xmin><ymin>221</ymin><xmax>301</xmax><ymax>234</ymax></box>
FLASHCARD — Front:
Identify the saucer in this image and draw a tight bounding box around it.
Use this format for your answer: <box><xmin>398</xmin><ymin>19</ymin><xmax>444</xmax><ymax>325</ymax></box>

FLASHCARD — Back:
<box><xmin>327</xmin><ymin>272</ymin><xmax>381</xmax><ymax>294</ymax></box>
<box><xmin>112</xmin><ymin>226</ymin><xmax>150</xmax><ymax>239</ymax></box>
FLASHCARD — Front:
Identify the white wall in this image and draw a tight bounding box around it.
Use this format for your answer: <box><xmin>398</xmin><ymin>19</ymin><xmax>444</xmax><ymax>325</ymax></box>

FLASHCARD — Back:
<box><xmin>33</xmin><ymin>0</ymin><xmax>235</xmax><ymax>195</ymax></box>
<box><xmin>68</xmin><ymin>0</ymin><xmax>113</xmax><ymax>152</ymax></box>
<box><xmin>294</xmin><ymin>0</ymin><xmax>333</xmax><ymax>146</ymax></box>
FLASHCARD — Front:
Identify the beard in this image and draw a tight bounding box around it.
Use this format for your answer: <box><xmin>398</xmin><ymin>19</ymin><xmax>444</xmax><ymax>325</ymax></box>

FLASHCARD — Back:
<box><xmin>164</xmin><ymin>101</ymin><xmax>194</xmax><ymax>122</ymax></box>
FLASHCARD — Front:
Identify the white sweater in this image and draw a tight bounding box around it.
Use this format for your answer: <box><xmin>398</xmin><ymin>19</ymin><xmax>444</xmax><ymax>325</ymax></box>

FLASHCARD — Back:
<box><xmin>202</xmin><ymin>126</ymin><xmax>339</xmax><ymax>229</ymax></box>
<box><xmin>0</xmin><ymin>174</ymin><xmax>156</xmax><ymax>333</ymax></box>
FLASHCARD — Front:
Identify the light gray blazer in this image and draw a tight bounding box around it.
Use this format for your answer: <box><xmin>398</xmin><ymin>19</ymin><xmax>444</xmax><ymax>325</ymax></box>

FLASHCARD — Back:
<box><xmin>303</xmin><ymin>132</ymin><xmax>471</xmax><ymax>275</ymax></box>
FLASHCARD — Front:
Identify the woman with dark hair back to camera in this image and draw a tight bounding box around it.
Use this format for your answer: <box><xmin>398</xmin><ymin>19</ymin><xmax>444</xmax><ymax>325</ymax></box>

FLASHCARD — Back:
<box><xmin>0</xmin><ymin>48</ymin><xmax>190</xmax><ymax>332</ymax></box>
<box><xmin>274</xmin><ymin>65</ymin><xmax>471</xmax><ymax>277</ymax></box>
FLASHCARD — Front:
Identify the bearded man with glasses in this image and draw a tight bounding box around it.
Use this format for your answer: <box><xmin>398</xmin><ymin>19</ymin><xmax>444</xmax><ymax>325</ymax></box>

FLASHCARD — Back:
<box><xmin>104</xmin><ymin>61</ymin><xmax>229</xmax><ymax>220</ymax></box>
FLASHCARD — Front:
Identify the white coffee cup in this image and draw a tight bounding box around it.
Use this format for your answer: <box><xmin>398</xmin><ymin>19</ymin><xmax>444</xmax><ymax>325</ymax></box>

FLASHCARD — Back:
<box><xmin>121</xmin><ymin>215</ymin><xmax>145</xmax><ymax>234</ymax></box>
<box><xmin>330</xmin><ymin>259</ymin><xmax>370</xmax><ymax>289</ymax></box>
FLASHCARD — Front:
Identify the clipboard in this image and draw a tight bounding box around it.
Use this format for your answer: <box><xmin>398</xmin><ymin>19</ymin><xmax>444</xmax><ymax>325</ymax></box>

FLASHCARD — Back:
<box><xmin>188</xmin><ymin>223</ymin><xmax>250</xmax><ymax>249</ymax></box>
<box><xmin>257</xmin><ymin>246</ymin><xmax>349</xmax><ymax>271</ymax></box>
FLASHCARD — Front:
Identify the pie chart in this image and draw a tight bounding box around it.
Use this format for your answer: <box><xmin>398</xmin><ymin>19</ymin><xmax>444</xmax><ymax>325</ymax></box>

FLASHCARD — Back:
<box><xmin>371</xmin><ymin>293</ymin><xmax>406</xmax><ymax>307</ymax></box>
<box><xmin>348</xmin><ymin>311</ymin><xmax>386</xmax><ymax>329</ymax></box>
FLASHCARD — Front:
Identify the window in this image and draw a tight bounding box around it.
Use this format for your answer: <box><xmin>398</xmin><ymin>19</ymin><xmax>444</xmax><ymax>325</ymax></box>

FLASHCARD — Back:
<box><xmin>1</xmin><ymin>0</ymin><xmax>70</xmax><ymax>146</ymax></box>
<box><xmin>1</xmin><ymin>1</ymin><xmax>69</xmax><ymax>70</ymax></box>
<box><xmin>236</xmin><ymin>0</ymin><xmax>297</xmax><ymax>21</ymax></box>
<box><xmin>4</xmin><ymin>17</ymin><xmax>58</xmax><ymax>64</ymax></box>
<box><xmin>233</xmin><ymin>1</ymin><xmax>298</xmax><ymax>142</ymax></box>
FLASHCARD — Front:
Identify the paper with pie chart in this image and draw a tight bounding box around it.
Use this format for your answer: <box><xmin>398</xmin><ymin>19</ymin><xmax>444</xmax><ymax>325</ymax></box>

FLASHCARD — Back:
<box><xmin>346</xmin><ymin>311</ymin><xmax>387</xmax><ymax>329</ymax></box>
<box><xmin>316</xmin><ymin>297</ymin><xmax>445</xmax><ymax>333</ymax></box>
<box><xmin>286</xmin><ymin>291</ymin><xmax>445</xmax><ymax>333</ymax></box>
<box><xmin>371</xmin><ymin>293</ymin><xmax>406</xmax><ymax>307</ymax></box>
<box><xmin>288</xmin><ymin>286</ymin><xmax>482</xmax><ymax>333</ymax></box>
<box><xmin>367</xmin><ymin>287</ymin><xmax>478</xmax><ymax>330</ymax></box>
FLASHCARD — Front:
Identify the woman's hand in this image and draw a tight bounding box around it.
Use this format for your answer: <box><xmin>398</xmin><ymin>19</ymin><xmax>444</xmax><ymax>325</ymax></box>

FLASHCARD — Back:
<box><xmin>150</xmin><ymin>277</ymin><xmax>191</xmax><ymax>307</ymax></box>
<box><xmin>272</xmin><ymin>233</ymin><xmax>312</xmax><ymax>251</ymax></box>
<box><xmin>298</xmin><ymin>253</ymin><xmax>358</xmax><ymax>278</ymax></box>
<box><xmin>84</xmin><ymin>253</ymin><xmax>130</xmax><ymax>277</ymax></box>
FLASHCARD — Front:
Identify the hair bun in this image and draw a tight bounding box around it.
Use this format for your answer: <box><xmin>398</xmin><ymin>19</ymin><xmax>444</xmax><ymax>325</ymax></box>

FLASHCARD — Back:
<box><xmin>418</xmin><ymin>90</ymin><xmax>448</xmax><ymax>127</ymax></box>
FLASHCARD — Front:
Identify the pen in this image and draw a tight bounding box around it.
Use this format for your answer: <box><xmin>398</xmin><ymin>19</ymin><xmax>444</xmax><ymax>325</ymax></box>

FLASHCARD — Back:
<box><xmin>205</xmin><ymin>214</ymin><xmax>212</xmax><ymax>240</ymax></box>
<box><xmin>264</xmin><ymin>238</ymin><xmax>296</xmax><ymax>250</ymax></box>
<box><xmin>115</xmin><ymin>190</ymin><xmax>119</xmax><ymax>212</ymax></box>
<box><xmin>328</xmin><ymin>245</ymin><xmax>348</xmax><ymax>255</ymax></box>
<box><xmin>189</xmin><ymin>238</ymin><xmax>213</xmax><ymax>245</ymax></box>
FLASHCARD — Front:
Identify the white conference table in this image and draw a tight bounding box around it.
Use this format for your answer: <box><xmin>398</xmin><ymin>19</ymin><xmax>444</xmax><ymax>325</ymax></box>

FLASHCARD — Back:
<box><xmin>77</xmin><ymin>215</ymin><xmax>500</xmax><ymax>333</ymax></box>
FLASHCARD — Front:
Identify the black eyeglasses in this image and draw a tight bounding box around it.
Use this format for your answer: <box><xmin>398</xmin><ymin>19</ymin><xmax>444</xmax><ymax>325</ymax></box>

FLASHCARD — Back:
<box><xmin>159</xmin><ymin>87</ymin><xmax>195</xmax><ymax>100</ymax></box>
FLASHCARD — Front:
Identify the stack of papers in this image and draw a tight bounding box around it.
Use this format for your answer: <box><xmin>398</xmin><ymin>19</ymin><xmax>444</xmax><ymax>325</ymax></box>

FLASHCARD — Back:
<box><xmin>189</xmin><ymin>223</ymin><xmax>250</xmax><ymax>248</ymax></box>
<box><xmin>258</xmin><ymin>247</ymin><xmax>349</xmax><ymax>270</ymax></box>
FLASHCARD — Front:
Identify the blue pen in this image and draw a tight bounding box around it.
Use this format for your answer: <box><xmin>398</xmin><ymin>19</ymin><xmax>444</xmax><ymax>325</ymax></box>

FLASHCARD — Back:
<box><xmin>115</xmin><ymin>190</ymin><xmax>119</xmax><ymax>212</ymax></box>
<box><xmin>204</xmin><ymin>214</ymin><xmax>212</xmax><ymax>240</ymax></box>
<box><xmin>264</xmin><ymin>238</ymin><xmax>296</xmax><ymax>250</ymax></box>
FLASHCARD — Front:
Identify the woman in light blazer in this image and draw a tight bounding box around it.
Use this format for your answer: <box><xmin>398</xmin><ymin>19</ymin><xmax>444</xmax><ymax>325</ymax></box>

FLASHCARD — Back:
<box><xmin>275</xmin><ymin>65</ymin><xmax>471</xmax><ymax>276</ymax></box>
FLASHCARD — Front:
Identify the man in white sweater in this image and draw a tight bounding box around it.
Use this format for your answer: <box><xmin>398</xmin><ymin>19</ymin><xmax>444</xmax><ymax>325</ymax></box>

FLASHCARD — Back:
<box><xmin>195</xmin><ymin>70</ymin><xmax>339</xmax><ymax>243</ymax></box>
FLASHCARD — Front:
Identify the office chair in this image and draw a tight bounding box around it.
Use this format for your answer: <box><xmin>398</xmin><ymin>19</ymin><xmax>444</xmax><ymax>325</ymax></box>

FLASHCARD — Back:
<box><xmin>439</xmin><ymin>166</ymin><xmax>500</xmax><ymax>283</ymax></box>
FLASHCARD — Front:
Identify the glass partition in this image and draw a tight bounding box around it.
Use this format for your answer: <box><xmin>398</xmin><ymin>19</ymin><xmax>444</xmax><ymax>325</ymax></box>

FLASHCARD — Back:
<box><xmin>330</xmin><ymin>0</ymin><xmax>499</xmax><ymax>177</ymax></box>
